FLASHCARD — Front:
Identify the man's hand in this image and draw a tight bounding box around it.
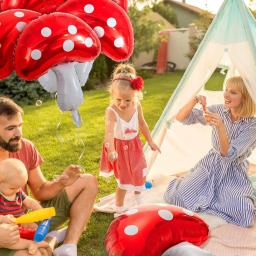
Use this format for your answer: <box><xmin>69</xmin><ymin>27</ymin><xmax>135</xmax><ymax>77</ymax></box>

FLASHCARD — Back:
<box><xmin>0</xmin><ymin>223</ymin><xmax>20</xmax><ymax>246</ymax></box>
<box><xmin>57</xmin><ymin>165</ymin><xmax>82</xmax><ymax>187</ymax></box>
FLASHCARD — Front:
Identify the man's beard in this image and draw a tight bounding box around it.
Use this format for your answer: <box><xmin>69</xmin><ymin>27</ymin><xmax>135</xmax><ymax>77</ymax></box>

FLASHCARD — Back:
<box><xmin>0</xmin><ymin>136</ymin><xmax>21</xmax><ymax>152</ymax></box>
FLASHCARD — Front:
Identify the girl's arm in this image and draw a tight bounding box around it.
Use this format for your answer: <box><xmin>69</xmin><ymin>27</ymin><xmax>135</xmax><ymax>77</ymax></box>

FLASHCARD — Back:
<box><xmin>138</xmin><ymin>104</ymin><xmax>160</xmax><ymax>152</ymax></box>
<box><xmin>176</xmin><ymin>95</ymin><xmax>206</xmax><ymax>121</ymax></box>
<box><xmin>104</xmin><ymin>108</ymin><xmax>117</xmax><ymax>161</ymax></box>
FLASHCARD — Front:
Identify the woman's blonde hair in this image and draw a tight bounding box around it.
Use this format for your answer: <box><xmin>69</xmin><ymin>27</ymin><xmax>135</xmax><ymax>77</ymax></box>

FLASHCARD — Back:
<box><xmin>226</xmin><ymin>76</ymin><xmax>256</xmax><ymax>118</ymax></box>
<box><xmin>108</xmin><ymin>63</ymin><xmax>143</xmax><ymax>103</ymax></box>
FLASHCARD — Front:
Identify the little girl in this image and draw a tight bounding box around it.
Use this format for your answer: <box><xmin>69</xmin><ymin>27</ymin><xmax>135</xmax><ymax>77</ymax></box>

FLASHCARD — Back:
<box><xmin>100</xmin><ymin>63</ymin><xmax>160</xmax><ymax>213</ymax></box>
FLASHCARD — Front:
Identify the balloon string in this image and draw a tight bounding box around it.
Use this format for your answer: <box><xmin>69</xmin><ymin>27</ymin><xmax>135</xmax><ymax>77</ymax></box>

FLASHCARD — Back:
<box><xmin>56</xmin><ymin>114</ymin><xmax>65</xmax><ymax>143</ymax></box>
<box><xmin>75</xmin><ymin>131</ymin><xmax>86</xmax><ymax>171</ymax></box>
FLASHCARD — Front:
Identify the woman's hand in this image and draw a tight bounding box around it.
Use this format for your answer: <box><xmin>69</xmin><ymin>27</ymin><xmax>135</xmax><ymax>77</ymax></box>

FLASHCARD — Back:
<box><xmin>204</xmin><ymin>111</ymin><xmax>223</xmax><ymax>128</ymax></box>
<box><xmin>195</xmin><ymin>95</ymin><xmax>207</xmax><ymax>112</ymax></box>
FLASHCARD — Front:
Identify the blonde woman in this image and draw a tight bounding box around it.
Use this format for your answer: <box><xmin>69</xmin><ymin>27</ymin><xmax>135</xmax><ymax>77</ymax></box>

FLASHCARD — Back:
<box><xmin>164</xmin><ymin>76</ymin><xmax>256</xmax><ymax>227</ymax></box>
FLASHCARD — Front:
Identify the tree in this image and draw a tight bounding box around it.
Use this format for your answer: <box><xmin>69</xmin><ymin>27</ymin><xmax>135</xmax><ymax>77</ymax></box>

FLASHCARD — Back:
<box><xmin>187</xmin><ymin>10</ymin><xmax>213</xmax><ymax>59</ymax></box>
<box><xmin>152</xmin><ymin>2</ymin><xmax>178</xmax><ymax>27</ymax></box>
<box><xmin>128</xmin><ymin>0</ymin><xmax>162</xmax><ymax>59</ymax></box>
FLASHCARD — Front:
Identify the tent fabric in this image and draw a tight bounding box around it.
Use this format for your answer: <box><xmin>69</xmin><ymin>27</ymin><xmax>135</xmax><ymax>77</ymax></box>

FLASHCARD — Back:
<box><xmin>145</xmin><ymin>0</ymin><xmax>256</xmax><ymax>176</ymax></box>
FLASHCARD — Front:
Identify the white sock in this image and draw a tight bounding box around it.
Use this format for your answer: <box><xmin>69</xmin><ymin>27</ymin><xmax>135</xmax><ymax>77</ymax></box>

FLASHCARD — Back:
<box><xmin>54</xmin><ymin>244</ymin><xmax>77</xmax><ymax>256</ymax></box>
<box><xmin>46</xmin><ymin>227</ymin><xmax>68</xmax><ymax>243</ymax></box>
<box><xmin>134</xmin><ymin>194</ymin><xmax>143</xmax><ymax>204</ymax></box>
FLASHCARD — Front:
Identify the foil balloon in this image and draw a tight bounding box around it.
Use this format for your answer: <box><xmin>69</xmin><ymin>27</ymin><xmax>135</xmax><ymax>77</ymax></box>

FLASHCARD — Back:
<box><xmin>1</xmin><ymin>0</ymin><xmax>66</xmax><ymax>13</ymax></box>
<box><xmin>75</xmin><ymin>60</ymin><xmax>94</xmax><ymax>86</ymax></box>
<box><xmin>105</xmin><ymin>204</ymin><xmax>209</xmax><ymax>256</ymax></box>
<box><xmin>112</xmin><ymin>0</ymin><xmax>128</xmax><ymax>12</ymax></box>
<box><xmin>58</xmin><ymin>0</ymin><xmax>134</xmax><ymax>61</ymax></box>
<box><xmin>0</xmin><ymin>9</ymin><xmax>41</xmax><ymax>79</ymax></box>
<box><xmin>38</xmin><ymin>69</ymin><xmax>58</xmax><ymax>93</ymax></box>
<box><xmin>15</xmin><ymin>12</ymin><xmax>101</xmax><ymax>126</ymax></box>
<box><xmin>15</xmin><ymin>12</ymin><xmax>101</xmax><ymax>80</ymax></box>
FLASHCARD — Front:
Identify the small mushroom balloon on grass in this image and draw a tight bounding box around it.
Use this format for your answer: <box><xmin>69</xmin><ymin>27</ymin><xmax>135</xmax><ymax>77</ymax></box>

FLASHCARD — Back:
<box><xmin>105</xmin><ymin>204</ymin><xmax>209</xmax><ymax>256</ymax></box>
<box><xmin>15</xmin><ymin>12</ymin><xmax>101</xmax><ymax>127</ymax></box>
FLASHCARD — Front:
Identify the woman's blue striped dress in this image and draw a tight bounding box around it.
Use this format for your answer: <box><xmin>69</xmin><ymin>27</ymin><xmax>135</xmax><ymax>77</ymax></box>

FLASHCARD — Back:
<box><xmin>164</xmin><ymin>104</ymin><xmax>256</xmax><ymax>227</ymax></box>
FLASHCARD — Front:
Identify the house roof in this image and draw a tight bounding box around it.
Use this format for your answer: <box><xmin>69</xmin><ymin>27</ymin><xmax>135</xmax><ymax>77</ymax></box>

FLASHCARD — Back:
<box><xmin>149</xmin><ymin>11</ymin><xmax>175</xmax><ymax>29</ymax></box>
<box><xmin>164</xmin><ymin>0</ymin><xmax>210</xmax><ymax>15</ymax></box>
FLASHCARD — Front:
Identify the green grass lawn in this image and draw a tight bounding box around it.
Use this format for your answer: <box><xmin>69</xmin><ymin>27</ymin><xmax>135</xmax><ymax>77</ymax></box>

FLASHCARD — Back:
<box><xmin>22</xmin><ymin>71</ymin><xmax>224</xmax><ymax>255</ymax></box>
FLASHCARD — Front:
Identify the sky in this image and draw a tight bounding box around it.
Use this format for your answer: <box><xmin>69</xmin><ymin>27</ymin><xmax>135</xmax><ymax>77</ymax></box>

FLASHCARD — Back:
<box><xmin>176</xmin><ymin>0</ymin><xmax>256</xmax><ymax>13</ymax></box>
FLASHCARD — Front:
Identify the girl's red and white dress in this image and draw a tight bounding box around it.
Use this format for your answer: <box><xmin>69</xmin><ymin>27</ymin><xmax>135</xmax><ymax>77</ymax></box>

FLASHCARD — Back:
<box><xmin>100</xmin><ymin>106</ymin><xmax>147</xmax><ymax>191</ymax></box>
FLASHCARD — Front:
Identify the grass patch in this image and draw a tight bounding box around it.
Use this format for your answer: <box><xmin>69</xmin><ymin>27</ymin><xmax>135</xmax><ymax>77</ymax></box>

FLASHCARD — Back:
<box><xmin>21</xmin><ymin>70</ymin><xmax>224</xmax><ymax>255</ymax></box>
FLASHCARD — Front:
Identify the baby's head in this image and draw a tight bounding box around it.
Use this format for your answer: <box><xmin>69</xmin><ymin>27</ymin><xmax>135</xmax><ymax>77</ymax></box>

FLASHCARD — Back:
<box><xmin>109</xmin><ymin>63</ymin><xmax>143</xmax><ymax>110</ymax></box>
<box><xmin>225</xmin><ymin>76</ymin><xmax>256</xmax><ymax>117</ymax></box>
<box><xmin>0</xmin><ymin>158</ymin><xmax>28</xmax><ymax>196</ymax></box>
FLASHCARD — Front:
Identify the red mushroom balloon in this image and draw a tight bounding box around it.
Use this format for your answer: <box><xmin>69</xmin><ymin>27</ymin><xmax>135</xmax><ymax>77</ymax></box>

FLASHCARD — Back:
<box><xmin>15</xmin><ymin>12</ymin><xmax>100</xmax><ymax>80</ymax></box>
<box><xmin>1</xmin><ymin>0</ymin><xmax>66</xmax><ymax>13</ymax></box>
<box><xmin>112</xmin><ymin>0</ymin><xmax>128</xmax><ymax>12</ymax></box>
<box><xmin>0</xmin><ymin>9</ymin><xmax>41</xmax><ymax>79</ymax></box>
<box><xmin>58</xmin><ymin>0</ymin><xmax>134</xmax><ymax>61</ymax></box>
<box><xmin>15</xmin><ymin>12</ymin><xmax>101</xmax><ymax>126</ymax></box>
<box><xmin>105</xmin><ymin>204</ymin><xmax>209</xmax><ymax>256</ymax></box>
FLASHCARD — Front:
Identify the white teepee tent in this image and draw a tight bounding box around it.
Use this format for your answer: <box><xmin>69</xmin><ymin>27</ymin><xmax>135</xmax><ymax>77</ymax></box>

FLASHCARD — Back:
<box><xmin>145</xmin><ymin>0</ymin><xmax>256</xmax><ymax>180</ymax></box>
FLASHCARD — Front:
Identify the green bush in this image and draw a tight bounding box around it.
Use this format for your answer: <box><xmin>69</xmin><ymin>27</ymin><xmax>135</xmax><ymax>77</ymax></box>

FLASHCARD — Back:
<box><xmin>84</xmin><ymin>56</ymin><xmax>115</xmax><ymax>90</ymax></box>
<box><xmin>0</xmin><ymin>73</ymin><xmax>50</xmax><ymax>105</ymax></box>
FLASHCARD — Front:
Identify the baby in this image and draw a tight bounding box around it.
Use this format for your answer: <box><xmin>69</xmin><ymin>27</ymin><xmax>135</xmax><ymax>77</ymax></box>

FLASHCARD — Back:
<box><xmin>0</xmin><ymin>158</ymin><xmax>47</xmax><ymax>254</ymax></box>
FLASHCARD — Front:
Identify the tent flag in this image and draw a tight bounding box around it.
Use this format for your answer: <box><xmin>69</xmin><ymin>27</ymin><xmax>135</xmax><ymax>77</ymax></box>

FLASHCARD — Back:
<box><xmin>145</xmin><ymin>0</ymin><xmax>256</xmax><ymax>177</ymax></box>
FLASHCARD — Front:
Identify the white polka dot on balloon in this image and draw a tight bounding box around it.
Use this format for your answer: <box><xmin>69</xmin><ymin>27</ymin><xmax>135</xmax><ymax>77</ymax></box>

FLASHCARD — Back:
<box><xmin>84</xmin><ymin>4</ymin><xmax>94</xmax><ymax>13</ymax></box>
<box><xmin>63</xmin><ymin>40</ymin><xmax>74</xmax><ymax>52</ymax></box>
<box><xmin>107</xmin><ymin>17</ymin><xmax>117</xmax><ymax>28</ymax></box>
<box><xmin>14</xmin><ymin>11</ymin><xmax>24</xmax><ymax>18</ymax></box>
<box><xmin>158</xmin><ymin>209</ymin><xmax>173</xmax><ymax>221</ymax></box>
<box><xmin>31</xmin><ymin>49</ymin><xmax>42</xmax><ymax>60</ymax></box>
<box><xmin>114</xmin><ymin>37</ymin><xmax>124</xmax><ymax>48</ymax></box>
<box><xmin>16</xmin><ymin>22</ymin><xmax>26</xmax><ymax>32</ymax></box>
<box><xmin>68</xmin><ymin>25</ymin><xmax>77</xmax><ymax>35</ymax></box>
<box><xmin>94</xmin><ymin>26</ymin><xmax>105</xmax><ymax>38</ymax></box>
<box><xmin>84</xmin><ymin>37</ymin><xmax>93</xmax><ymax>47</ymax></box>
<box><xmin>125</xmin><ymin>209</ymin><xmax>138</xmax><ymax>215</ymax></box>
<box><xmin>183</xmin><ymin>209</ymin><xmax>194</xmax><ymax>216</ymax></box>
<box><xmin>41</xmin><ymin>27</ymin><xmax>52</xmax><ymax>37</ymax></box>
<box><xmin>124</xmin><ymin>225</ymin><xmax>138</xmax><ymax>236</ymax></box>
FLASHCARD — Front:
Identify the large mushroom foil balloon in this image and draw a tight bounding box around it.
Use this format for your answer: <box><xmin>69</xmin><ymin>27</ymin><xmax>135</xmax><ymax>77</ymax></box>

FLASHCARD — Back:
<box><xmin>105</xmin><ymin>204</ymin><xmax>209</xmax><ymax>256</ymax></box>
<box><xmin>15</xmin><ymin>12</ymin><xmax>101</xmax><ymax>127</ymax></box>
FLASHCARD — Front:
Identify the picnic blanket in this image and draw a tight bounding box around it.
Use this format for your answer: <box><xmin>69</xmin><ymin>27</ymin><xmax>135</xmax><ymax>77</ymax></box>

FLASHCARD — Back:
<box><xmin>95</xmin><ymin>174</ymin><xmax>256</xmax><ymax>256</ymax></box>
